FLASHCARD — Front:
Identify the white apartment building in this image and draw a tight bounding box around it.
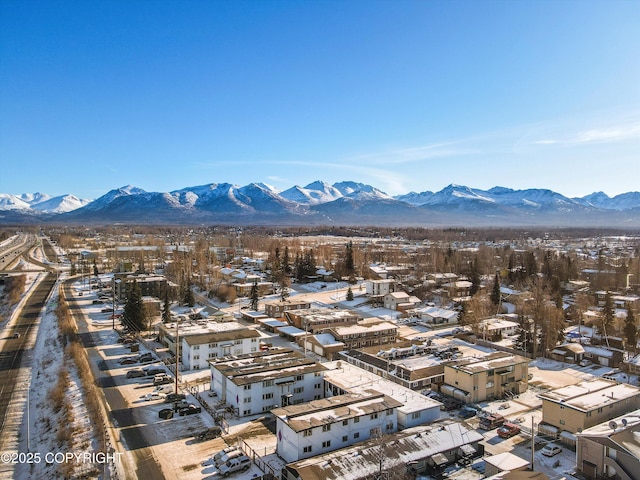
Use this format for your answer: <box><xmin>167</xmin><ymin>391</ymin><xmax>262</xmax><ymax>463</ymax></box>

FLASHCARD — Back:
<box><xmin>272</xmin><ymin>390</ymin><xmax>403</xmax><ymax>463</ymax></box>
<box><xmin>365</xmin><ymin>279</ymin><xmax>396</xmax><ymax>297</ymax></box>
<box><xmin>182</xmin><ymin>328</ymin><xmax>261</xmax><ymax>370</ymax></box>
<box><xmin>209</xmin><ymin>348</ymin><xmax>326</xmax><ymax>417</ymax></box>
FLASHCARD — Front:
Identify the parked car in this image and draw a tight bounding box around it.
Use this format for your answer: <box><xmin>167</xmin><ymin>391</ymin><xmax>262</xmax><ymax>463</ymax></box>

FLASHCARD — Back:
<box><xmin>144</xmin><ymin>367</ymin><xmax>165</xmax><ymax>376</ymax></box>
<box><xmin>137</xmin><ymin>353</ymin><xmax>153</xmax><ymax>362</ymax></box>
<box><xmin>541</xmin><ymin>444</ymin><xmax>562</xmax><ymax>457</ymax></box>
<box><xmin>479</xmin><ymin>414</ymin><xmax>505</xmax><ymax>430</ymax></box>
<box><xmin>178</xmin><ymin>404</ymin><xmax>202</xmax><ymax>416</ymax></box>
<box><xmin>164</xmin><ymin>393</ymin><xmax>186</xmax><ymax>404</ymax></box>
<box><xmin>126</xmin><ymin>369</ymin><xmax>145</xmax><ymax>379</ymax></box>
<box><xmin>153</xmin><ymin>374</ymin><xmax>172</xmax><ymax>386</ymax></box>
<box><xmin>497</xmin><ymin>423</ymin><xmax>521</xmax><ymax>438</ymax></box>
<box><xmin>194</xmin><ymin>426</ymin><xmax>222</xmax><ymax>442</ymax></box>
<box><xmin>143</xmin><ymin>392</ymin><xmax>164</xmax><ymax>401</ymax></box>
<box><xmin>578</xmin><ymin>359</ymin><xmax>592</xmax><ymax>367</ymax></box>
<box><xmin>158</xmin><ymin>408</ymin><xmax>173</xmax><ymax>420</ymax></box>
<box><xmin>215</xmin><ymin>450</ymin><xmax>245</xmax><ymax>468</ymax></box>
<box><xmin>119</xmin><ymin>356</ymin><xmax>138</xmax><ymax>365</ymax></box>
<box><xmin>217</xmin><ymin>455</ymin><xmax>251</xmax><ymax>477</ymax></box>
<box><xmin>458</xmin><ymin>407</ymin><xmax>477</xmax><ymax>419</ymax></box>
<box><xmin>213</xmin><ymin>446</ymin><xmax>238</xmax><ymax>462</ymax></box>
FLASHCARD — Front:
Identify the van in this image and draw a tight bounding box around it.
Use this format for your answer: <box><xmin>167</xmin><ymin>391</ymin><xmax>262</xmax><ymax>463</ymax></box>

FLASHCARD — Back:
<box><xmin>479</xmin><ymin>413</ymin><xmax>505</xmax><ymax>430</ymax></box>
<box><xmin>153</xmin><ymin>374</ymin><xmax>172</xmax><ymax>386</ymax></box>
<box><xmin>215</xmin><ymin>450</ymin><xmax>244</xmax><ymax>468</ymax></box>
<box><xmin>217</xmin><ymin>455</ymin><xmax>251</xmax><ymax>476</ymax></box>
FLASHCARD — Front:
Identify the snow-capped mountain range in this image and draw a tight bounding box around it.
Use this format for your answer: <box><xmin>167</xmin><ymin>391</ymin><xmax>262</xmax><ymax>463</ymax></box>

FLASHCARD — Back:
<box><xmin>1</xmin><ymin>181</ymin><xmax>639</xmax><ymax>227</ymax></box>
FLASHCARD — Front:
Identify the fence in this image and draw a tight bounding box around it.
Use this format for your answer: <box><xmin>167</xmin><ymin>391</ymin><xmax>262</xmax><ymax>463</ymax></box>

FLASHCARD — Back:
<box><xmin>239</xmin><ymin>438</ymin><xmax>279</xmax><ymax>479</ymax></box>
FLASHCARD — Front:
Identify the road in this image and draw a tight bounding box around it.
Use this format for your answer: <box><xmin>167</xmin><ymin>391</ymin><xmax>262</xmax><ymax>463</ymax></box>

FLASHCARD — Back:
<box><xmin>63</xmin><ymin>281</ymin><xmax>165</xmax><ymax>480</ymax></box>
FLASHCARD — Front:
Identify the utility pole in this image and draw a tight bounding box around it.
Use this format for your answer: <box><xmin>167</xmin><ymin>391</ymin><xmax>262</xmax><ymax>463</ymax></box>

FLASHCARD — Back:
<box><xmin>530</xmin><ymin>416</ymin><xmax>535</xmax><ymax>470</ymax></box>
<box><xmin>175</xmin><ymin>319</ymin><xmax>179</xmax><ymax>405</ymax></box>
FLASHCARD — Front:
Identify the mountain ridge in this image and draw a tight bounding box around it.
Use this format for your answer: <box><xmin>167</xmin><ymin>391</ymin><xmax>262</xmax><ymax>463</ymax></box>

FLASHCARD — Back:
<box><xmin>2</xmin><ymin>181</ymin><xmax>640</xmax><ymax>227</ymax></box>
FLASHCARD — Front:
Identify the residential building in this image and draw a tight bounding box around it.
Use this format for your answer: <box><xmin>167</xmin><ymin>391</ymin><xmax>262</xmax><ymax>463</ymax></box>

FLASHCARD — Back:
<box><xmin>365</xmin><ymin>279</ymin><xmax>396</xmax><ymax>303</ymax></box>
<box><xmin>209</xmin><ymin>348</ymin><xmax>326</xmax><ymax>417</ymax></box>
<box><xmin>300</xmin><ymin>333</ymin><xmax>345</xmax><ymax>360</ymax></box>
<box><xmin>323</xmin><ymin>360</ymin><xmax>442</xmax><ymax>429</ymax></box>
<box><xmin>264</xmin><ymin>299</ymin><xmax>311</xmax><ymax>319</ymax></box>
<box><xmin>328</xmin><ymin>319</ymin><xmax>397</xmax><ymax>350</ymax></box>
<box><xmin>479</xmin><ymin>318</ymin><xmax>519</xmax><ymax>341</ymax></box>
<box><xmin>282</xmin><ymin>420</ymin><xmax>483</xmax><ymax>480</ymax></box>
<box><xmin>538</xmin><ymin>379</ymin><xmax>640</xmax><ymax>439</ymax></box>
<box><xmin>576</xmin><ymin>409</ymin><xmax>640</xmax><ymax>480</ymax></box>
<box><xmin>273</xmin><ymin>390</ymin><xmax>403</xmax><ymax>463</ymax></box>
<box><xmin>284</xmin><ymin>307</ymin><xmax>359</xmax><ymax>333</ymax></box>
<box><xmin>442</xmin><ymin>352</ymin><xmax>530</xmax><ymax>403</ymax></box>
<box><xmin>383</xmin><ymin>291</ymin><xmax>421</xmax><ymax>311</ymax></box>
<box><xmin>113</xmin><ymin>272</ymin><xmax>172</xmax><ymax>301</ymax></box>
<box><xmin>409</xmin><ymin>306</ymin><xmax>459</xmax><ymax>325</ymax></box>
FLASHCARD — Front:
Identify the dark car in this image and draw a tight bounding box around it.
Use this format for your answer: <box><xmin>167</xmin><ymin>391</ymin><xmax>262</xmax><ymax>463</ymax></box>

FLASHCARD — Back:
<box><xmin>458</xmin><ymin>407</ymin><xmax>477</xmax><ymax>419</ymax></box>
<box><xmin>179</xmin><ymin>404</ymin><xmax>202</xmax><ymax>416</ymax></box>
<box><xmin>164</xmin><ymin>393</ymin><xmax>186</xmax><ymax>404</ymax></box>
<box><xmin>194</xmin><ymin>426</ymin><xmax>222</xmax><ymax>441</ymax></box>
<box><xmin>126</xmin><ymin>369</ymin><xmax>145</xmax><ymax>379</ymax></box>
<box><xmin>119</xmin><ymin>357</ymin><xmax>138</xmax><ymax>365</ymax></box>
<box><xmin>137</xmin><ymin>353</ymin><xmax>153</xmax><ymax>362</ymax></box>
<box><xmin>144</xmin><ymin>367</ymin><xmax>165</xmax><ymax>376</ymax></box>
<box><xmin>158</xmin><ymin>408</ymin><xmax>174</xmax><ymax>420</ymax></box>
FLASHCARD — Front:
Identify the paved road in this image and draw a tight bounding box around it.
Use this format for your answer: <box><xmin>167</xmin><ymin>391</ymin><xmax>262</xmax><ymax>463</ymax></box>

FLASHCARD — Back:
<box><xmin>0</xmin><ymin>273</ymin><xmax>54</xmax><ymax>447</ymax></box>
<box><xmin>63</xmin><ymin>281</ymin><xmax>166</xmax><ymax>480</ymax></box>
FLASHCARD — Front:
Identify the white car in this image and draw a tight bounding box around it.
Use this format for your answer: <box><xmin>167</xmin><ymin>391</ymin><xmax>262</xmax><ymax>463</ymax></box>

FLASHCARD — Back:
<box><xmin>541</xmin><ymin>444</ymin><xmax>562</xmax><ymax>457</ymax></box>
<box><xmin>143</xmin><ymin>392</ymin><xmax>164</xmax><ymax>401</ymax></box>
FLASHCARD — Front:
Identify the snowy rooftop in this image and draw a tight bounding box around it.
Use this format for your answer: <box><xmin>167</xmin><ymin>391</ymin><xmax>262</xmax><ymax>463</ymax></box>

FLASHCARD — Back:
<box><xmin>285</xmin><ymin>420</ymin><xmax>482</xmax><ymax>480</ymax></box>
<box><xmin>578</xmin><ymin>408</ymin><xmax>640</xmax><ymax>459</ymax></box>
<box><xmin>272</xmin><ymin>390</ymin><xmax>403</xmax><ymax>432</ymax></box>
<box><xmin>323</xmin><ymin>361</ymin><xmax>442</xmax><ymax>414</ymax></box>
<box><xmin>539</xmin><ymin>379</ymin><xmax>640</xmax><ymax>412</ymax></box>
<box><xmin>210</xmin><ymin>348</ymin><xmax>326</xmax><ymax>386</ymax></box>
<box><xmin>158</xmin><ymin>320</ymin><xmax>248</xmax><ymax>337</ymax></box>
<box><xmin>332</xmin><ymin>321</ymin><xmax>397</xmax><ymax>336</ymax></box>
<box><xmin>450</xmin><ymin>352</ymin><xmax>529</xmax><ymax>374</ymax></box>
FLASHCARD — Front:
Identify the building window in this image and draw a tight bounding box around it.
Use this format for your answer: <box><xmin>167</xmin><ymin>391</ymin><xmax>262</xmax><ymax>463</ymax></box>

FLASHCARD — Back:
<box><xmin>343</xmin><ymin>420</ymin><xmax>349</xmax><ymax>426</ymax></box>
<box><xmin>411</xmin><ymin>412</ymin><xmax>421</xmax><ymax>420</ymax></box>
<box><xmin>354</xmin><ymin>432</ymin><xmax>360</xmax><ymax>439</ymax></box>
<box><xmin>263</xmin><ymin>380</ymin><xmax>274</xmax><ymax>387</ymax></box>
<box><xmin>295</xmin><ymin>375</ymin><xmax>303</xmax><ymax>381</ymax></box>
<box><xmin>597</xmin><ymin>408</ymin><xmax>603</xmax><ymax>413</ymax></box>
<box><xmin>370</xmin><ymin>427</ymin><xmax>380</xmax><ymax>436</ymax></box>
<box><xmin>251</xmin><ymin>338</ymin><xmax>257</xmax><ymax>343</ymax></box>
<box><xmin>370</xmin><ymin>413</ymin><xmax>378</xmax><ymax>420</ymax></box>
<box><xmin>322</xmin><ymin>424</ymin><xmax>331</xmax><ymax>432</ymax></box>
<box><xmin>486</xmin><ymin>381</ymin><xmax>494</xmax><ymax>388</ymax></box>
<box><xmin>244</xmin><ymin>385</ymin><xmax>251</xmax><ymax>390</ymax></box>
<box><xmin>386</xmin><ymin>423</ymin><xmax>393</xmax><ymax>431</ymax></box>
<box><xmin>235</xmin><ymin>340</ymin><xmax>242</xmax><ymax>345</ymax></box>
<box><xmin>386</xmin><ymin>408</ymin><xmax>394</xmax><ymax>416</ymax></box>
<box><xmin>322</xmin><ymin>441</ymin><xmax>331</xmax><ymax>448</ymax></box>
<box><xmin>263</xmin><ymin>393</ymin><xmax>273</xmax><ymax>400</ymax></box>
<box><xmin>315</xmin><ymin>372</ymin><xmax>321</xmax><ymax>377</ymax></box>
<box><xmin>209</xmin><ymin>343</ymin><xmax>218</xmax><ymax>348</ymax></box>
<box><xmin>342</xmin><ymin>435</ymin><xmax>348</xmax><ymax>442</ymax></box>
<box><xmin>208</xmin><ymin>352</ymin><xmax>218</xmax><ymax>358</ymax></box>
<box><xmin>315</xmin><ymin>383</ymin><xmax>321</xmax><ymax>389</ymax></box>
<box><xmin>294</xmin><ymin>387</ymin><xmax>304</xmax><ymax>394</ymax></box>
<box><xmin>354</xmin><ymin>417</ymin><xmax>360</xmax><ymax>423</ymax></box>
<box><xmin>303</xmin><ymin>430</ymin><xmax>312</xmax><ymax>437</ymax></box>
<box><xmin>193</xmin><ymin>355</ymin><xmax>199</xmax><ymax>360</ymax></box>
<box><xmin>193</xmin><ymin>345</ymin><xmax>200</xmax><ymax>350</ymax></box>
<box><xmin>303</xmin><ymin>446</ymin><xmax>312</xmax><ymax>453</ymax></box>
<box><xmin>243</xmin><ymin>409</ymin><xmax>251</xmax><ymax>415</ymax></box>
<box><xmin>560</xmin><ymin>419</ymin><xmax>565</xmax><ymax>425</ymax></box>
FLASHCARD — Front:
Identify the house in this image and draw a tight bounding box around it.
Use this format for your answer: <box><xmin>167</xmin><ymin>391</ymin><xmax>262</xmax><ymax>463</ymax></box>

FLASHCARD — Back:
<box><xmin>264</xmin><ymin>299</ymin><xmax>312</xmax><ymax>319</ymax></box>
<box><xmin>282</xmin><ymin>420</ymin><xmax>484</xmax><ymax>480</ymax></box>
<box><xmin>549</xmin><ymin>343</ymin><xmax>585</xmax><ymax>364</ymax></box>
<box><xmin>576</xmin><ymin>408</ymin><xmax>640</xmax><ymax>480</ymax></box>
<box><xmin>538</xmin><ymin>379</ymin><xmax>640</xmax><ymax>443</ymax></box>
<box><xmin>442</xmin><ymin>352</ymin><xmax>530</xmax><ymax>403</ymax></box>
<box><xmin>479</xmin><ymin>318</ymin><xmax>519</xmax><ymax>340</ymax></box>
<box><xmin>300</xmin><ymin>333</ymin><xmax>345</xmax><ymax>360</ymax></box>
<box><xmin>365</xmin><ymin>279</ymin><xmax>396</xmax><ymax>297</ymax></box>
<box><xmin>410</xmin><ymin>306</ymin><xmax>459</xmax><ymax>325</ymax></box>
<box><xmin>273</xmin><ymin>390</ymin><xmax>402</xmax><ymax>463</ymax></box>
<box><xmin>383</xmin><ymin>291</ymin><xmax>421</xmax><ymax>311</ymax></box>
<box><xmin>426</xmin><ymin>273</ymin><xmax>459</xmax><ymax>287</ymax></box>
<box><xmin>209</xmin><ymin>348</ymin><xmax>326</xmax><ymax>417</ymax></box>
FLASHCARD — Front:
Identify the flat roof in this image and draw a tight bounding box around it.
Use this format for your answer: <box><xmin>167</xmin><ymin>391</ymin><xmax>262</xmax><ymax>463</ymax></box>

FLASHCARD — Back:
<box><xmin>323</xmin><ymin>361</ymin><xmax>441</xmax><ymax>414</ymax></box>
<box><xmin>539</xmin><ymin>379</ymin><xmax>640</xmax><ymax>412</ymax></box>
<box><xmin>448</xmin><ymin>352</ymin><xmax>529</xmax><ymax>374</ymax></box>
<box><xmin>273</xmin><ymin>390</ymin><xmax>403</xmax><ymax>432</ymax></box>
<box><xmin>286</xmin><ymin>420</ymin><xmax>483</xmax><ymax>480</ymax></box>
<box><xmin>210</xmin><ymin>348</ymin><xmax>326</xmax><ymax>386</ymax></box>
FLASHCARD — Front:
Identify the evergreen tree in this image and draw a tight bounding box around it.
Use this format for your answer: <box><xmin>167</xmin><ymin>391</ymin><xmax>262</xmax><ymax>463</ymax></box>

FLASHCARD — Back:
<box><xmin>468</xmin><ymin>259</ymin><xmax>481</xmax><ymax>296</ymax></box>
<box><xmin>183</xmin><ymin>278</ymin><xmax>195</xmax><ymax>307</ymax></box>
<box><xmin>624</xmin><ymin>308</ymin><xmax>637</xmax><ymax>354</ymax></box>
<box><xmin>514</xmin><ymin>314</ymin><xmax>533</xmax><ymax>355</ymax></box>
<box><xmin>162</xmin><ymin>289</ymin><xmax>171</xmax><ymax>323</ymax></box>
<box><xmin>123</xmin><ymin>281</ymin><xmax>147</xmax><ymax>331</ymax></box>
<box><xmin>93</xmin><ymin>261</ymin><xmax>99</xmax><ymax>277</ymax></box>
<box><xmin>346</xmin><ymin>286</ymin><xmax>354</xmax><ymax>301</ymax></box>
<box><xmin>490</xmin><ymin>273</ymin><xmax>501</xmax><ymax>306</ymax></box>
<box><xmin>601</xmin><ymin>291</ymin><xmax>615</xmax><ymax>338</ymax></box>
<box><xmin>282</xmin><ymin>246</ymin><xmax>291</xmax><ymax>276</ymax></box>
<box><xmin>250</xmin><ymin>280</ymin><xmax>260</xmax><ymax>311</ymax></box>
<box><xmin>345</xmin><ymin>241</ymin><xmax>355</xmax><ymax>279</ymax></box>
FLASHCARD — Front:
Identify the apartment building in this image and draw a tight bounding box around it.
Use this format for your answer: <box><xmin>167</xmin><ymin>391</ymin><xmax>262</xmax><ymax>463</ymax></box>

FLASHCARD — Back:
<box><xmin>576</xmin><ymin>409</ymin><xmax>640</xmax><ymax>480</ymax></box>
<box><xmin>209</xmin><ymin>348</ymin><xmax>326</xmax><ymax>417</ymax></box>
<box><xmin>284</xmin><ymin>307</ymin><xmax>359</xmax><ymax>333</ymax></box>
<box><xmin>442</xmin><ymin>352</ymin><xmax>530</xmax><ymax>403</ymax></box>
<box><xmin>538</xmin><ymin>379</ymin><xmax>640</xmax><ymax>437</ymax></box>
<box><xmin>264</xmin><ymin>299</ymin><xmax>311</xmax><ymax>319</ymax></box>
<box><xmin>328</xmin><ymin>320</ymin><xmax>397</xmax><ymax>350</ymax></box>
<box><xmin>273</xmin><ymin>390</ymin><xmax>402</xmax><ymax>463</ymax></box>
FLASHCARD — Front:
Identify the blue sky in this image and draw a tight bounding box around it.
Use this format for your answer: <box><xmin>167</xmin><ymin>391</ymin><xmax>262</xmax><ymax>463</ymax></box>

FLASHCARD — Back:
<box><xmin>1</xmin><ymin>0</ymin><xmax>638</xmax><ymax>200</ymax></box>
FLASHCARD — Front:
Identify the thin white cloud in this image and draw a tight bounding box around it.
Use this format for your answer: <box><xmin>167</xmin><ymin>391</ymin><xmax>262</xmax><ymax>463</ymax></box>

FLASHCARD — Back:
<box><xmin>533</xmin><ymin>120</ymin><xmax>640</xmax><ymax>147</ymax></box>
